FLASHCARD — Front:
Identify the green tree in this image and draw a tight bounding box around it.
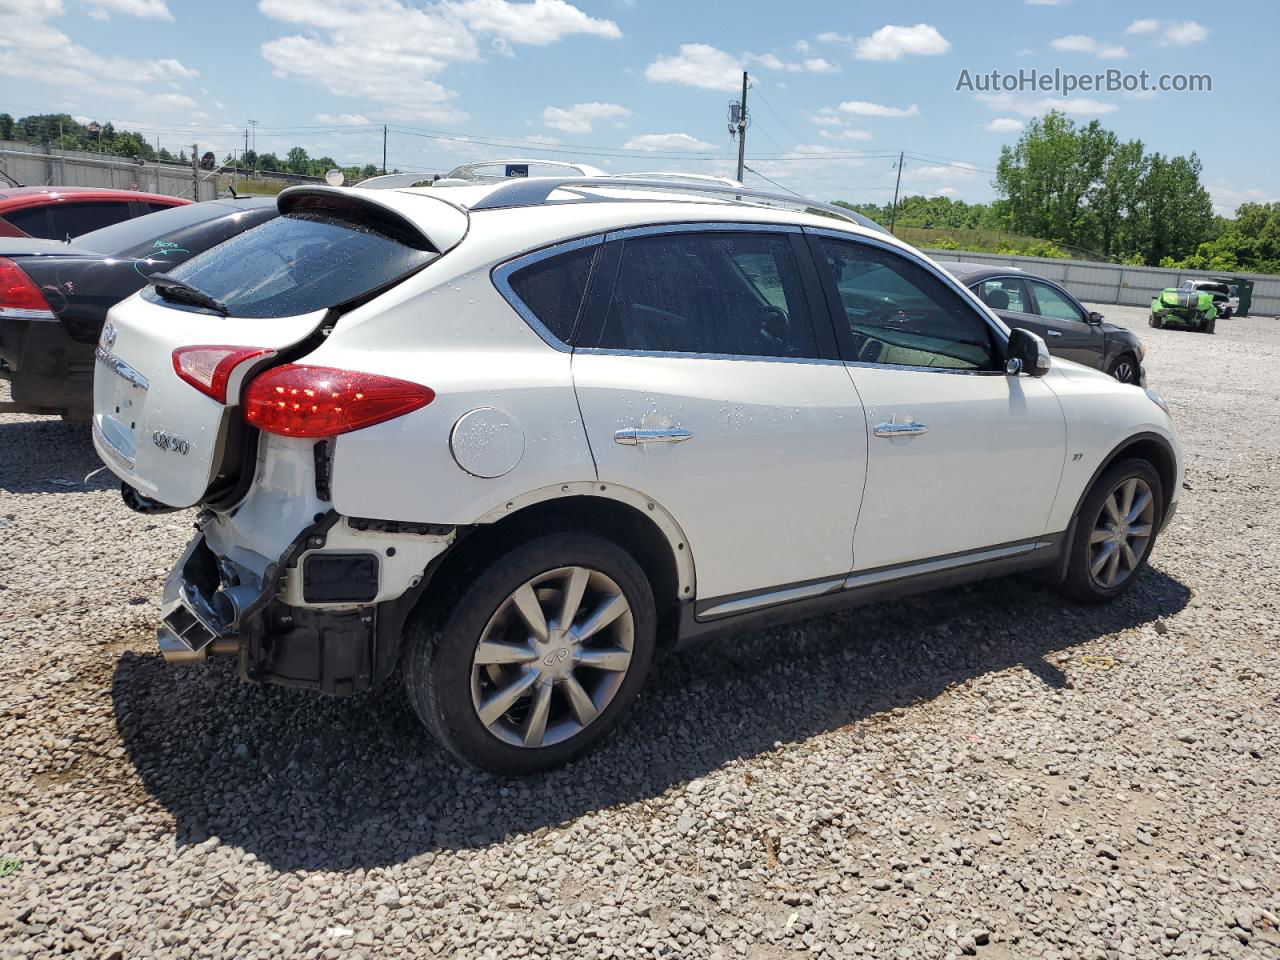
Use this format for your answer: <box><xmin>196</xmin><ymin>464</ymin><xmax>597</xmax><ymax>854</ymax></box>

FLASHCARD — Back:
<box><xmin>286</xmin><ymin>146</ymin><xmax>310</xmax><ymax>174</ymax></box>
<box><xmin>0</xmin><ymin>113</ymin><xmax>13</xmax><ymax>140</ymax></box>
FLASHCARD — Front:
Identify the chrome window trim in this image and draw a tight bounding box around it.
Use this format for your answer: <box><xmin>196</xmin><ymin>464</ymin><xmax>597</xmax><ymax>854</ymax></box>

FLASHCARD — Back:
<box><xmin>803</xmin><ymin>226</ymin><xmax>1017</xmax><ymax>376</ymax></box>
<box><xmin>491</xmin><ymin>233</ymin><xmax>605</xmax><ymax>353</ymax></box>
<box><xmin>574</xmin><ymin>347</ymin><xmax>844</xmax><ymax>366</ymax></box>
<box><xmin>604</xmin><ymin>221</ymin><xmax>801</xmax><ymax>242</ymax></box>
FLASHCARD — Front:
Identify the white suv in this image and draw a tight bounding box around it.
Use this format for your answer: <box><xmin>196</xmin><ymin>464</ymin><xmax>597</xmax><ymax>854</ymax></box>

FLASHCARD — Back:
<box><xmin>92</xmin><ymin>175</ymin><xmax>1182</xmax><ymax>774</ymax></box>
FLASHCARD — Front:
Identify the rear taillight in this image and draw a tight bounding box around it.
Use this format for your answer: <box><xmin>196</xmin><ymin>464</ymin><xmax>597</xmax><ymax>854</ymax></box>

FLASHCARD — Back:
<box><xmin>243</xmin><ymin>364</ymin><xmax>435</xmax><ymax>438</ymax></box>
<box><xmin>0</xmin><ymin>257</ymin><xmax>55</xmax><ymax>319</ymax></box>
<box><xmin>173</xmin><ymin>345</ymin><xmax>274</xmax><ymax>404</ymax></box>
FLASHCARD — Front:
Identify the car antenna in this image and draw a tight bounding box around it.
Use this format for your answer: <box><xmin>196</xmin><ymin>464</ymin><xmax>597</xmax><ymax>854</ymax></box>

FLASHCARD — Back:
<box><xmin>226</xmin><ymin>185</ymin><xmax>239</xmax><ymax>199</ymax></box>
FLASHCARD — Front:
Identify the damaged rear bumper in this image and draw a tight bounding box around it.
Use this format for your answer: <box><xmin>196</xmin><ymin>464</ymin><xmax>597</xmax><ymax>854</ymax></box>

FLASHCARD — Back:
<box><xmin>157</xmin><ymin>512</ymin><xmax>455</xmax><ymax>696</ymax></box>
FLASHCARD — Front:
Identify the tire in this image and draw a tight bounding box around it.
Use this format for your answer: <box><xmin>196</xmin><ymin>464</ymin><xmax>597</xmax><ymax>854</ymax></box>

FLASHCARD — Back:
<box><xmin>1148</xmin><ymin>313</ymin><xmax>1162</xmax><ymax>329</ymax></box>
<box><xmin>1108</xmin><ymin>352</ymin><xmax>1140</xmax><ymax>384</ymax></box>
<box><xmin>1203</xmin><ymin>318</ymin><xmax>1216</xmax><ymax>334</ymax></box>
<box><xmin>1060</xmin><ymin>458</ymin><xmax>1163</xmax><ymax>604</ymax></box>
<box><xmin>1220</xmin><ymin>308</ymin><xmax>1232</xmax><ymax>319</ymax></box>
<box><xmin>403</xmin><ymin>531</ymin><xmax>656</xmax><ymax>775</ymax></box>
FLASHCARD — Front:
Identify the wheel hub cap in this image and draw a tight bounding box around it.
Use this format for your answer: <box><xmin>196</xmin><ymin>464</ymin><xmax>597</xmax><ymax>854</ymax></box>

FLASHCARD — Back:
<box><xmin>1088</xmin><ymin>476</ymin><xmax>1156</xmax><ymax>589</ymax></box>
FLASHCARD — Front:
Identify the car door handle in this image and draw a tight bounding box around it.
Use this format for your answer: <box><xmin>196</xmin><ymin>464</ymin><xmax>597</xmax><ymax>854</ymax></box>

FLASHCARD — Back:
<box><xmin>873</xmin><ymin>421</ymin><xmax>928</xmax><ymax>438</ymax></box>
<box><xmin>1045</xmin><ymin>330</ymin><xmax>1062</xmax><ymax>337</ymax></box>
<box><xmin>614</xmin><ymin>427</ymin><xmax>694</xmax><ymax>446</ymax></box>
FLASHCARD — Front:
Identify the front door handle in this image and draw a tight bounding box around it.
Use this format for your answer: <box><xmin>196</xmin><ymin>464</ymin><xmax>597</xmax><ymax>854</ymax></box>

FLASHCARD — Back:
<box><xmin>614</xmin><ymin>426</ymin><xmax>694</xmax><ymax>446</ymax></box>
<box><xmin>873</xmin><ymin>421</ymin><xmax>928</xmax><ymax>438</ymax></box>
<box><xmin>1045</xmin><ymin>330</ymin><xmax>1063</xmax><ymax>337</ymax></box>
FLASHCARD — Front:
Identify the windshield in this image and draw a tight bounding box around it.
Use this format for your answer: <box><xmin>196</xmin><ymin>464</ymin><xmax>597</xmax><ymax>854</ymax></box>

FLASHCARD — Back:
<box><xmin>142</xmin><ymin>208</ymin><xmax>437</xmax><ymax>319</ymax></box>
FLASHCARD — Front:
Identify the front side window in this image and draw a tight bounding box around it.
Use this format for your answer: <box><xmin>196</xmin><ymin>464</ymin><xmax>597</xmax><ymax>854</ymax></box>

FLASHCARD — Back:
<box><xmin>976</xmin><ymin>277</ymin><xmax>1032</xmax><ymax>314</ymax></box>
<box><xmin>143</xmin><ymin>204</ymin><xmax>436</xmax><ymax>319</ymax></box>
<box><xmin>595</xmin><ymin>231</ymin><xmax>818</xmax><ymax>359</ymax></box>
<box><xmin>821</xmin><ymin>238</ymin><xmax>995</xmax><ymax>370</ymax></box>
<box><xmin>1028</xmin><ymin>280</ymin><xmax>1085</xmax><ymax>323</ymax></box>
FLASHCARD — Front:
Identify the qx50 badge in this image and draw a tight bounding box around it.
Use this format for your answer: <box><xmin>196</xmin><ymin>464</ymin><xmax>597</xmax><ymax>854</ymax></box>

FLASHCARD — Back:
<box><xmin>152</xmin><ymin>430</ymin><xmax>190</xmax><ymax>456</ymax></box>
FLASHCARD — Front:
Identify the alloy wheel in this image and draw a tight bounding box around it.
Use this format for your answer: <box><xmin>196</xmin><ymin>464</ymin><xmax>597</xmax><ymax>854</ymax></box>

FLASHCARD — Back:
<box><xmin>1112</xmin><ymin>359</ymin><xmax>1137</xmax><ymax>384</ymax></box>
<box><xmin>1088</xmin><ymin>476</ymin><xmax>1155</xmax><ymax>589</ymax></box>
<box><xmin>470</xmin><ymin>566</ymin><xmax>635</xmax><ymax>749</ymax></box>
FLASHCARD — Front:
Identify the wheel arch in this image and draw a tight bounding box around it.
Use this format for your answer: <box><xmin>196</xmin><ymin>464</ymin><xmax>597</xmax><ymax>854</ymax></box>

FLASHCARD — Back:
<box><xmin>383</xmin><ymin>483</ymin><xmax>695</xmax><ymax>666</ymax></box>
<box><xmin>1072</xmin><ymin>431</ymin><xmax>1178</xmax><ymax>522</ymax></box>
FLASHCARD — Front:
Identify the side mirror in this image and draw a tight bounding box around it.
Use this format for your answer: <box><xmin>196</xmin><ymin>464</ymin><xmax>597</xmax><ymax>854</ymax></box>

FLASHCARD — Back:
<box><xmin>1087</xmin><ymin>311</ymin><xmax>1104</xmax><ymax>325</ymax></box>
<box><xmin>1006</xmin><ymin>328</ymin><xmax>1051</xmax><ymax>377</ymax></box>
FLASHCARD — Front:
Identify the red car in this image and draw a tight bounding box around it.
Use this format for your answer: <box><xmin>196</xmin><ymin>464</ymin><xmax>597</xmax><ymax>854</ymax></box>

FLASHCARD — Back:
<box><xmin>0</xmin><ymin>186</ymin><xmax>190</xmax><ymax>241</ymax></box>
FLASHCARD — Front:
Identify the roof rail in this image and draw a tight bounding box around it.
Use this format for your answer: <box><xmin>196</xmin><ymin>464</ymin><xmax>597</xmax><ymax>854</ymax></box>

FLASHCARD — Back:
<box><xmin>467</xmin><ymin>176</ymin><xmax>889</xmax><ymax>235</ymax></box>
<box><xmin>355</xmin><ymin>172</ymin><xmax>439</xmax><ymax>190</ymax></box>
<box><xmin>444</xmin><ymin>158</ymin><xmax>607</xmax><ymax>181</ymax></box>
<box><xmin>608</xmin><ymin>171</ymin><xmax>743</xmax><ymax>187</ymax></box>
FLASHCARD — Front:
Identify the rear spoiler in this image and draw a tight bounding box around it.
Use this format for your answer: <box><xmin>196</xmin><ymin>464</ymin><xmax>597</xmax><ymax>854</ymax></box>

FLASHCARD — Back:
<box><xmin>277</xmin><ymin>185</ymin><xmax>468</xmax><ymax>254</ymax></box>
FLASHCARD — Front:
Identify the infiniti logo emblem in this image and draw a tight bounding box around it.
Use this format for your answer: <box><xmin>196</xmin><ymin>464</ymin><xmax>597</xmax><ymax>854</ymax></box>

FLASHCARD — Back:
<box><xmin>101</xmin><ymin>322</ymin><xmax>117</xmax><ymax>348</ymax></box>
<box><xmin>542</xmin><ymin>647</ymin><xmax>570</xmax><ymax>666</ymax></box>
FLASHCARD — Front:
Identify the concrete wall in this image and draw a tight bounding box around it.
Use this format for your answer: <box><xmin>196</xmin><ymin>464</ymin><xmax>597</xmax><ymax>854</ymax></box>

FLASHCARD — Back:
<box><xmin>924</xmin><ymin>249</ymin><xmax>1280</xmax><ymax>318</ymax></box>
<box><xmin>0</xmin><ymin>141</ymin><xmax>218</xmax><ymax>201</ymax></box>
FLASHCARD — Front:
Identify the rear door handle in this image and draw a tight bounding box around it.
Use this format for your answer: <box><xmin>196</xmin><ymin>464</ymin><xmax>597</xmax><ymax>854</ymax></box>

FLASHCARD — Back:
<box><xmin>614</xmin><ymin>427</ymin><xmax>694</xmax><ymax>445</ymax></box>
<box><xmin>873</xmin><ymin>421</ymin><xmax>928</xmax><ymax>438</ymax></box>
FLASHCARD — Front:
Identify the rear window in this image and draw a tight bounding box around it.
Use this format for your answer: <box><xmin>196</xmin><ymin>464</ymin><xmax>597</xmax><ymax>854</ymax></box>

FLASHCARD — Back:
<box><xmin>2</xmin><ymin>206</ymin><xmax>53</xmax><ymax>238</ymax></box>
<box><xmin>143</xmin><ymin>207</ymin><xmax>437</xmax><ymax>319</ymax></box>
<box><xmin>74</xmin><ymin>200</ymin><xmax>245</xmax><ymax>255</ymax></box>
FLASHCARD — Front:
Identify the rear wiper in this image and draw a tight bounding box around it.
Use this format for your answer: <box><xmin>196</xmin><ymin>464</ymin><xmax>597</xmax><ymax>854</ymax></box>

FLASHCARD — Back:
<box><xmin>148</xmin><ymin>272</ymin><xmax>228</xmax><ymax>315</ymax></box>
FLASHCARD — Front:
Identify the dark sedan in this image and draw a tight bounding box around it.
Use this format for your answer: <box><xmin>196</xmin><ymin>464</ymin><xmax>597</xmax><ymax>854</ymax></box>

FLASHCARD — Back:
<box><xmin>941</xmin><ymin>262</ymin><xmax>1145</xmax><ymax>384</ymax></box>
<box><xmin>0</xmin><ymin>196</ymin><xmax>278</xmax><ymax>419</ymax></box>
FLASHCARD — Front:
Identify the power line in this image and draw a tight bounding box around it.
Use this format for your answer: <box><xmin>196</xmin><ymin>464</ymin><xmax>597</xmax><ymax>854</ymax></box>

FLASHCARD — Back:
<box><xmin>749</xmin><ymin>85</ymin><xmax>808</xmax><ymax>147</ymax></box>
<box><xmin>742</xmin><ymin>164</ymin><xmax>806</xmax><ymax>199</ymax></box>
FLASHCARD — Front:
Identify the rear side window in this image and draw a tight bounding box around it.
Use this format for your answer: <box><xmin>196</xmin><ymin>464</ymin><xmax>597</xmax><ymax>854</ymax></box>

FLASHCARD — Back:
<box><xmin>47</xmin><ymin>201</ymin><xmax>133</xmax><ymax>238</ymax></box>
<box><xmin>595</xmin><ymin>231</ymin><xmax>819</xmax><ymax>359</ymax></box>
<box><xmin>145</xmin><ymin>208</ymin><xmax>437</xmax><ymax>318</ymax></box>
<box><xmin>505</xmin><ymin>245</ymin><xmax>596</xmax><ymax>343</ymax></box>
<box><xmin>976</xmin><ymin>277</ymin><xmax>1031</xmax><ymax>313</ymax></box>
<box><xmin>2</xmin><ymin>206</ymin><xmax>53</xmax><ymax>238</ymax></box>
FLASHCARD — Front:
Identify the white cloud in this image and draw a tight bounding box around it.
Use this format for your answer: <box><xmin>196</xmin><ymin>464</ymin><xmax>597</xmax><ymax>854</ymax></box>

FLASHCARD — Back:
<box><xmin>622</xmin><ymin>132</ymin><xmax>715</xmax><ymax>152</ymax></box>
<box><xmin>0</xmin><ymin>2</ymin><xmax>199</xmax><ymax>114</ymax></box>
<box><xmin>837</xmin><ymin>100</ymin><xmax>920</xmax><ymax>118</ymax></box>
<box><xmin>82</xmin><ymin>0</ymin><xmax>172</xmax><ymax>20</ymax></box>
<box><xmin>258</xmin><ymin>0</ymin><xmax>620</xmax><ymax>123</ymax></box>
<box><xmin>523</xmin><ymin>133</ymin><xmax>561</xmax><ymax>145</ymax></box>
<box><xmin>818</xmin><ymin>128</ymin><xmax>873</xmax><ymax>141</ymax></box>
<box><xmin>793</xmin><ymin>39</ymin><xmax>811</xmax><ymax>54</ymax></box>
<box><xmin>747</xmin><ymin>51</ymin><xmax>839</xmax><ymax>74</ymax></box>
<box><xmin>802</xmin><ymin>57</ymin><xmax>839</xmax><ymax>74</ymax></box>
<box><xmin>1026</xmin><ymin>0</ymin><xmax>1068</xmax><ymax>5</ymax></box>
<box><xmin>315</xmin><ymin>113</ymin><xmax>372</xmax><ymax>125</ymax></box>
<box><xmin>645</xmin><ymin>43</ymin><xmax>742</xmax><ymax>91</ymax></box>
<box><xmin>936</xmin><ymin>186</ymin><xmax>959</xmax><ymax>196</ymax></box>
<box><xmin>854</xmin><ymin>23</ymin><xmax>951</xmax><ymax>61</ymax></box>
<box><xmin>541</xmin><ymin>101</ymin><xmax>630</xmax><ymax>134</ymax></box>
<box><xmin>1125</xmin><ymin>18</ymin><xmax>1159</xmax><ymax>34</ymax></box>
<box><xmin>1160</xmin><ymin>20</ymin><xmax>1208</xmax><ymax>46</ymax></box>
<box><xmin>985</xmin><ymin>117</ymin><xmax>1024</xmax><ymax>133</ymax></box>
<box><xmin>810</xmin><ymin>111</ymin><xmax>844</xmax><ymax>127</ymax></box>
<box><xmin>817</xmin><ymin>31</ymin><xmax>851</xmax><ymax>44</ymax></box>
<box><xmin>1049</xmin><ymin>34</ymin><xmax>1128</xmax><ymax>59</ymax></box>
<box><xmin>444</xmin><ymin>0</ymin><xmax>620</xmax><ymax>44</ymax></box>
<box><xmin>977</xmin><ymin>93</ymin><xmax>1118</xmax><ymax>116</ymax></box>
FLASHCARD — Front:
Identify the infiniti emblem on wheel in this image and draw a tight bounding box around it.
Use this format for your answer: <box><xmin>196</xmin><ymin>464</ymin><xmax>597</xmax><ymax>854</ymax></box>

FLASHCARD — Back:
<box><xmin>543</xmin><ymin>647</ymin><xmax>570</xmax><ymax>666</ymax></box>
<box><xmin>101</xmin><ymin>322</ymin><xmax>117</xmax><ymax>348</ymax></box>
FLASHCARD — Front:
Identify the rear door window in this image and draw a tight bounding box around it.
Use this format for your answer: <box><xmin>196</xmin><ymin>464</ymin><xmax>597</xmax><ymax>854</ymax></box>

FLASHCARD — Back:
<box><xmin>144</xmin><ymin>206</ymin><xmax>437</xmax><ymax>318</ymax></box>
<box><xmin>593</xmin><ymin>231</ymin><xmax>819</xmax><ymax>359</ymax></box>
<box><xmin>47</xmin><ymin>201</ymin><xmax>134</xmax><ymax>238</ymax></box>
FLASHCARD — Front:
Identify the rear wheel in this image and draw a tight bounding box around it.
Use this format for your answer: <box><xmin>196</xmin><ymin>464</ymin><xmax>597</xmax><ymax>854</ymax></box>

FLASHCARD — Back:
<box><xmin>403</xmin><ymin>532</ymin><xmax>656</xmax><ymax>774</ymax></box>
<box><xmin>1061</xmin><ymin>459</ymin><xmax>1163</xmax><ymax>603</ymax></box>
<box><xmin>1203</xmin><ymin>317</ymin><xmax>1216</xmax><ymax>334</ymax></box>
<box><xmin>1148</xmin><ymin>313</ymin><xmax>1163</xmax><ymax>328</ymax></box>
<box><xmin>1108</xmin><ymin>353</ymin><xmax>1139</xmax><ymax>384</ymax></box>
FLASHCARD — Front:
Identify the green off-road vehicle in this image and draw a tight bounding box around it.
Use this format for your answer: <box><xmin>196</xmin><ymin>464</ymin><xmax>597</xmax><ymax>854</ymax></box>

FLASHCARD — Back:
<box><xmin>1150</xmin><ymin>287</ymin><xmax>1217</xmax><ymax>333</ymax></box>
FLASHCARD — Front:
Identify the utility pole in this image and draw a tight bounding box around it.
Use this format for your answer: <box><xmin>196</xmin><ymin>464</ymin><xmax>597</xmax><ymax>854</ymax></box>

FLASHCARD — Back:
<box><xmin>382</xmin><ymin>124</ymin><xmax>388</xmax><ymax>175</ymax></box>
<box><xmin>191</xmin><ymin>143</ymin><xmax>199</xmax><ymax>200</ymax></box>
<box><xmin>248</xmin><ymin>119</ymin><xmax>258</xmax><ymax>155</ymax></box>
<box><xmin>889</xmin><ymin>151</ymin><xmax>905</xmax><ymax>235</ymax></box>
<box><xmin>735</xmin><ymin>71</ymin><xmax>748</xmax><ymax>183</ymax></box>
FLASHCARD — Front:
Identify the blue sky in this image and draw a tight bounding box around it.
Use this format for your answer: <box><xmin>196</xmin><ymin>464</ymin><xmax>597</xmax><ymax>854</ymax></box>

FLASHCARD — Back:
<box><xmin>1</xmin><ymin>0</ymin><xmax>1273</xmax><ymax>214</ymax></box>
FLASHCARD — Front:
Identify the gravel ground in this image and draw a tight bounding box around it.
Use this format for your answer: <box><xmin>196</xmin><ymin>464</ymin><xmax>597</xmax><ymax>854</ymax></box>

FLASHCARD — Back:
<box><xmin>1</xmin><ymin>304</ymin><xmax>1277</xmax><ymax>960</ymax></box>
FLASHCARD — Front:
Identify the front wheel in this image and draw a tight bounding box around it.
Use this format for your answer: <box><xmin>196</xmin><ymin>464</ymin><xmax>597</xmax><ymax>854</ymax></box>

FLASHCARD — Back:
<box><xmin>1203</xmin><ymin>317</ymin><xmax>1216</xmax><ymax>334</ymax></box>
<box><xmin>1109</xmin><ymin>353</ymin><xmax>1140</xmax><ymax>384</ymax></box>
<box><xmin>1060</xmin><ymin>459</ymin><xmax>1163</xmax><ymax>604</ymax></box>
<box><xmin>403</xmin><ymin>532</ymin><xmax>656</xmax><ymax>774</ymax></box>
<box><xmin>1148</xmin><ymin>313</ymin><xmax>1163</xmax><ymax>329</ymax></box>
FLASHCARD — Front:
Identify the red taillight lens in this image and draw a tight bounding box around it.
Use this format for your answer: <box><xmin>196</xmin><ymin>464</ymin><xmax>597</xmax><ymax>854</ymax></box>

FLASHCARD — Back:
<box><xmin>173</xmin><ymin>345</ymin><xmax>274</xmax><ymax>404</ymax></box>
<box><xmin>0</xmin><ymin>257</ymin><xmax>55</xmax><ymax>318</ymax></box>
<box><xmin>243</xmin><ymin>364</ymin><xmax>435</xmax><ymax>438</ymax></box>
